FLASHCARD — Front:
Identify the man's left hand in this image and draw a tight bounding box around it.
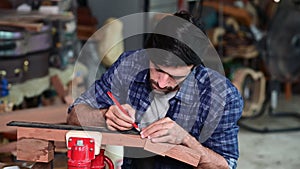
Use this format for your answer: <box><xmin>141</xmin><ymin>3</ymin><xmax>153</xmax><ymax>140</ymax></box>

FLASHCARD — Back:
<box><xmin>140</xmin><ymin>117</ymin><xmax>189</xmax><ymax>145</ymax></box>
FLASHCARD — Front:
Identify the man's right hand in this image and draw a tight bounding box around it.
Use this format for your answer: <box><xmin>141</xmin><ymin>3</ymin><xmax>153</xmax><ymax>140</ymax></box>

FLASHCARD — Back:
<box><xmin>104</xmin><ymin>104</ymin><xmax>136</xmax><ymax>131</ymax></box>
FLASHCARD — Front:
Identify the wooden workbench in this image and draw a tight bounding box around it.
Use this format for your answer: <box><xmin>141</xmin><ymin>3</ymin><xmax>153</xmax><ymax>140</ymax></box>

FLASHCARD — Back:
<box><xmin>15</xmin><ymin>126</ymin><xmax>200</xmax><ymax>167</ymax></box>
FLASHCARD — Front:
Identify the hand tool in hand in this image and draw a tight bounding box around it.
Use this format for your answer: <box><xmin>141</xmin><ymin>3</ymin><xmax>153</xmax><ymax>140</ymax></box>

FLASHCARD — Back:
<box><xmin>107</xmin><ymin>91</ymin><xmax>140</xmax><ymax>132</ymax></box>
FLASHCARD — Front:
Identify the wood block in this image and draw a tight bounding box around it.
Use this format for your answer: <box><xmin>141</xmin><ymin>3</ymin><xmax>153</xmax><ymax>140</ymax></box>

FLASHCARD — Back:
<box><xmin>17</xmin><ymin>138</ymin><xmax>54</xmax><ymax>162</ymax></box>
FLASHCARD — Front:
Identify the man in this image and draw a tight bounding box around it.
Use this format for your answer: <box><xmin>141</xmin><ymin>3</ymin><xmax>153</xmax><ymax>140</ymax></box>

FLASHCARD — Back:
<box><xmin>67</xmin><ymin>11</ymin><xmax>243</xmax><ymax>169</ymax></box>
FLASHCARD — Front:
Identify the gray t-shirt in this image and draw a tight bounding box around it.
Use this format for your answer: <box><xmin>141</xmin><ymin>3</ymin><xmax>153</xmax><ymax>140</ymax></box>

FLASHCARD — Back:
<box><xmin>139</xmin><ymin>91</ymin><xmax>177</xmax><ymax>128</ymax></box>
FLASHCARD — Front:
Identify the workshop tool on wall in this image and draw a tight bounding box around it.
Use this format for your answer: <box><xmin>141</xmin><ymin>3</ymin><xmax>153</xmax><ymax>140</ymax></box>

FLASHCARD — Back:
<box><xmin>66</xmin><ymin>131</ymin><xmax>114</xmax><ymax>169</ymax></box>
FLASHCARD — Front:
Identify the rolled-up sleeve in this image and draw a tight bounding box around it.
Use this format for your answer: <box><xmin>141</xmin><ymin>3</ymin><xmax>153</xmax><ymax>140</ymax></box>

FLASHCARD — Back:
<box><xmin>202</xmin><ymin>80</ymin><xmax>243</xmax><ymax>169</ymax></box>
<box><xmin>67</xmin><ymin>82</ymin><xmax>99</xmax><ymax>113</ymax></box>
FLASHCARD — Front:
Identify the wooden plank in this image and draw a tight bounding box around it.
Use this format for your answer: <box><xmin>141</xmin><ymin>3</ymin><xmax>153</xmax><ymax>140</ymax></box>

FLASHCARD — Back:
<box><xmin>144</xmin><ymin>140</ymin><xmax>174</xmax><ymax>156</ymax></box>
<box><xmin>50</xmin><ymin>75</ymin><xmax>67</xmax><ymax>102</ymax></box>
<box><xmin>17</xmin><ymin>127</ymin><xmax>145</xmax><ymax>147</ymax></box>
<box><xmin>164</xmin><ymin>145</ymin><xmax>200</xmax><ymax>167</ymax></box>
<box><xmin>17</xmin><ymin>127</ymin><xmax>200</xmax><ymax>166</ymax></box>
<box><xmin>0</xmin><ymin>104</ymin><xmax>68</xmax><ymax>133</ymax></box>
<box><xmin>101</xmin><ymin>132</ymin><xmax>145</xmax><ymax>147</ymax></box>
<box><xmin>0</xmin><ymin>20</ymin><xmax>43</xmax><ymax>31</ymax></box>
<box><xmin>144</xmin><ymin>140</ymin><xmax>200</xmax><ymax>167</ymax></box>
<box><xmin>17</xmin><ymin>138</ymin><xmax>54</xmax><ymax>162</ymax></box>
<box><xmin>17</xmin><ymin>127</ymin><xmax>67</xmax><ymax>142</ymax></box>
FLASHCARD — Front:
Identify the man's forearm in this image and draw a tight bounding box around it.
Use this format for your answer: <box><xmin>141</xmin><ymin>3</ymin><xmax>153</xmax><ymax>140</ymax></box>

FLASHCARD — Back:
<box><xmin>183</xmin><ymin>135</ymin><xmax>229</xmax><ymax>169</ymax></box>
<box><xmin>67</xmin><ymin>104</ymin><xmax>107</xmax><ymax>127</ymax></box>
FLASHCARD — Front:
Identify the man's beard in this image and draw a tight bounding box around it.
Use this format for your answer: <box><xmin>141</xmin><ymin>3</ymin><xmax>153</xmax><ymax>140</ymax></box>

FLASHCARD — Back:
<box><xmin>149</xmin><ymin>79</ymin><xmax>179</xmax><ymax>94</ymax></box>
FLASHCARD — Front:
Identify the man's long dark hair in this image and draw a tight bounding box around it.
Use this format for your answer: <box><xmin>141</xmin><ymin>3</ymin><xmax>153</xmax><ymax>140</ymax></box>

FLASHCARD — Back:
<box><xmin>145</xmin><ymin>10</ymin><xmax>205</xmax><ymax>67</ymax></box>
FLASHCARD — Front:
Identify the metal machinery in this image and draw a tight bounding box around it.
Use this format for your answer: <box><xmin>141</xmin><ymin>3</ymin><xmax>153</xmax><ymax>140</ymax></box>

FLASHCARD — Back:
<box><xmin>66</xmin><ymin>131</ymin><xmax>114</xmax><ymax>169</ymax></box>
<box><xmin>237</xmin><ymin>0</ymin><xmax>300</xmax><ymax>132</ymax></box>
<box><xmin>198</xmin><ymin>0</ymin><xmax>300</xmax><ymax>132</ymax></box>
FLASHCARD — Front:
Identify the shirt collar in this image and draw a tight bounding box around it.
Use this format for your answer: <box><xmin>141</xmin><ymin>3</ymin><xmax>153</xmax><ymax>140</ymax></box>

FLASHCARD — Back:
<box><xmin>174</xmin><ymin>69</ymin><xmax>200</xmax><ymax>105</ymax></box>
<box><xmin>134</xmin><ymin>69</ymin><xmax>149</xmax><ymax>84</ymax></box>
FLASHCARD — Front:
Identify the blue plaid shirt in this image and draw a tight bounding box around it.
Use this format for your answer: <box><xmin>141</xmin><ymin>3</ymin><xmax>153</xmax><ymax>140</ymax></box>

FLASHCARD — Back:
<box><xmin>71</xmin><ymin>50</ymin><xmax>243</xmax><ymax>169</ymax></box>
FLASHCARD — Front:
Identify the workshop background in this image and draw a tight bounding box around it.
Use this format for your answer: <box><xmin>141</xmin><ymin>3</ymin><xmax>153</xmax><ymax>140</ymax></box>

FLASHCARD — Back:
<box><xmin>0</xmin><ymin>0</ymin><xmax>299</xmax><ymax>169</ymax></box>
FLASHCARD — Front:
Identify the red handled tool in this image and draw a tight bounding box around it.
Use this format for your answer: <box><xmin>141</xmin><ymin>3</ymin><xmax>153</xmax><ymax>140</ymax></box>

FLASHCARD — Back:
<box><xmin>107</xmin><ymin>91</ymin><xmax>140</xmax><ymax>132</ymax></box>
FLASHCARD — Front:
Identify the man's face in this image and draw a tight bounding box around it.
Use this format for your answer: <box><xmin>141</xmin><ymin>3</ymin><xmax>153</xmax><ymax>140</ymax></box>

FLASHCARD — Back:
<box><xmin>149</xmin><ymin>61</ymin><xmax>193</xmax><ymax>94</ymax></box>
